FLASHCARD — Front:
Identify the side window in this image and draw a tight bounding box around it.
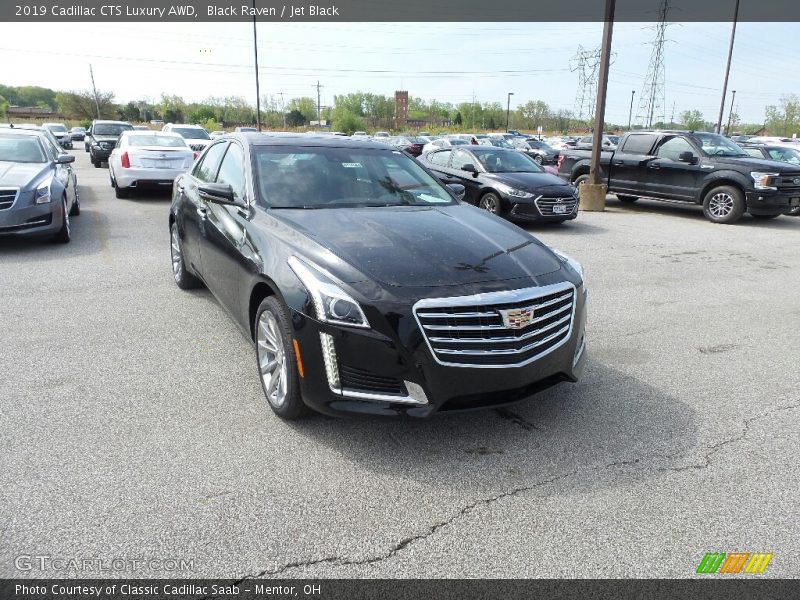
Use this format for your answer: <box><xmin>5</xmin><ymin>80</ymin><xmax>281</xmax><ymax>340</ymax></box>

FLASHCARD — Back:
<box><xmin>193</xmin><ymin>142</ymin><xmax>228</xmax><ymax>182</ymax></box>
<box><xmin>620</xmin><ymin>134</ymin><xmax>657</xmax><ymax>155</ymax></box>
<box><xmin>215</xmin><ymin>143</ymin><xmax>247</xmax><ymax>201</ymax></box>
<box><xmin>451</xmin><ymin>149</ymin><xmax>477</xmax><ymax>170</ymax></box>
<box><xmin>743</xmin><ymin>148</ymin><xmax>764</xmax><ymax>158</ymax></box>
<box><xmin>655</xmin><ymin>137</ymin><xmax>695</xmax><ymax>161</ymax></box>
<box><xmin>428</xmin><ymin>150</ymin><xmax>452</xmax><ymax>166</ymax></box>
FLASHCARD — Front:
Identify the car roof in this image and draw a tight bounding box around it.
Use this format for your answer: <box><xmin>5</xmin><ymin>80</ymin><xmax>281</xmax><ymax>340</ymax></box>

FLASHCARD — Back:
<box><xmin>236</xmin><ymin>132</ymin><xmax>396</xmax><ymax>150</ymax></box>
<box><xmin>0</xmin><ymin>127</ymin><xmax>44</xmax><ymax>138</ymax></box>
<box><xmin>93</xmin><ymin>120</ymin><xmax>130</xmax><ymax>124</ymax></box>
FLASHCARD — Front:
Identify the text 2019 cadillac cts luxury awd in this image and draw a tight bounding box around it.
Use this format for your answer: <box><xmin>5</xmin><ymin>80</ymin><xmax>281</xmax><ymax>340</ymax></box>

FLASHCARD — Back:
<box><xmin>169</xmin><ymin>133</ymin><xmax>587</xmax><ymax>419</ymax></box>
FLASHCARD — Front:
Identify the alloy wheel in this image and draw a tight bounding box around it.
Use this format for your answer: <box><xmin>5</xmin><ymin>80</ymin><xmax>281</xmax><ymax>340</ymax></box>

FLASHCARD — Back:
<box><xmin>257</xmin><ymin>311</ymin><xmax>288</xmax><ymax>408</ymax></box>
<box><xmin>708</xmin><ymin>192</ymin><xmax>735</xmax><ymax>219</ymax></box>
<box><xmin>480</xmin><ymin>195</ymin><xmax>499</xmax><ymax>214</ymax></box>
<box><xmin>170</xmin><ymin>227</ymin><xmax>182</xmax><ymax>282</ymax></box>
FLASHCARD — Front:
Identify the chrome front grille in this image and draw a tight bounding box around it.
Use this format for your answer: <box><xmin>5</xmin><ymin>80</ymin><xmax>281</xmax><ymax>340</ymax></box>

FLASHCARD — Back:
<box><xmin>0</xmin><ymin>188</ymin><xmax>19</xmax><ymax>210</ymax></box>
<box><xmin>535</xmin><ymin>196</ymin><xmax>578</xmax><ymax>216</ymax></box>
<box><xmin>414</xmin><ymin>282</ymin><xmax>576</xmax><ymax>367</ymax></box>
<box><xmin>189</xmin><ymin>143</ymin><xmax>206</xmax><ymax>152</ymax></box>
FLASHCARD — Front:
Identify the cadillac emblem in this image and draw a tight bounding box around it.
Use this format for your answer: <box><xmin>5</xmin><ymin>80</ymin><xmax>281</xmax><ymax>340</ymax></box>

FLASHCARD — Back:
<box><xmin>500</xmin><ymin>307</ymin><xmax>535</xmax><ymax>329</ymax></box>
<box><xmin>793</xmin><ymin>178</ymin><xmax>800</xmax><ymax>185</ymax></box>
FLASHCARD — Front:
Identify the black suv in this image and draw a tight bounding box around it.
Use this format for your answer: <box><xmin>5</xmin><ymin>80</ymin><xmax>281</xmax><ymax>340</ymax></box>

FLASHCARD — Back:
<box><xmin>85</xmin><ymin>120</ymin><xmax>133</xmax><ymax>167</ymax></box>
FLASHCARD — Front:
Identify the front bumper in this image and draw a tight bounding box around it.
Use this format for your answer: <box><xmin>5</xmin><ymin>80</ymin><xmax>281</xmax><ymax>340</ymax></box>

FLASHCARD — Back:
<box><xmin>745</xmin><ymin>190</ymin><xmax>800</xmax><ymax>215</ymax></box>
<box><xmin>115</xmin><ymin>167</ymin><xmax>187</xmax><ymax>190</ymax></box>
<box><xmin>289</xmin><ymin>286</ymin><xmax>588</xmax><ymax>418</ymax></box>
<box><xmin>0</xmin><ymin>197</ymin><xmax>64</xmax><ymax>237</ymax></box>
<box><xmin>508</xmin><ymin>198</ymin><xmax>579</xmax><ymax>222</ymax></box>
<box><xmin>91</xmin><ymin>145</ymin><xmax>114</xmax><ymax>160</ymax></box>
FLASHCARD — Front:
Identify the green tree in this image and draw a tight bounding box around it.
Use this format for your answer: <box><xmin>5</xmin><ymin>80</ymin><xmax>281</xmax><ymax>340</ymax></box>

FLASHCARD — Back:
<box><xmin>56</xmin><ymin>90</ymin><xmax>116</xmax><ymax>120</ymax></box>
<box><xmin>332</xmin><ymin>108</ymin><xmax>365</xmax><ymax>134</ymax></box>
<box><xmin>453</xmin><ymin>111</ymin><xmax>463</xmax><ymax>126</ymax></box>
<box><xmin>288</xmin><ymin>97</ymin><xmax>317</xmax><ymax>122</ymax></box>
<box><xmin>189</xmin><ymin>106</ymin><xmax>216</xmax><ymax>124</ymax></box>
<box><xmin>0</xmin><ymin>95</ymin><xmax>8</xmax><ymax>120</ymax></box>
<box><xmin>680</xmin><ymin>110</ymin><xmax>705</xmax><ymax>131</ymax></box>
<box><xmin>158</xmin><ymin>94</ymin><xmax>186</xmax><ymax>123</ymax></box>
<box><xmin>119</xmin><ymin>101</ymin><xmax>141</xmax><ymax>122</ymax></box>
<box><xmin>286</xmin><ymin>109</ymin><xmax>306</xmax><ymax>127</ymax></box>
<box><xmin>518</xmin><ymin>100</ymin><xmax>550</xmax><ymax>130</ymax></box>
<box><xmin>765</xmin><ymin>94</ymin><xmax>800</xmax><ymax>137</ymax></box>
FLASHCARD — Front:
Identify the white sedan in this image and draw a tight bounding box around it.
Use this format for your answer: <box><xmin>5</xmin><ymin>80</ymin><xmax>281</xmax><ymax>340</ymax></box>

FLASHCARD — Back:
<box><xmin>109</xmin><ymin>131</ymin><xmax>196</xmax><ymax>198</ymax></box>
<box><xmin>421</xmin><ymin>137</ymin><xmax>471</xmax><ymax>154</ymax></box>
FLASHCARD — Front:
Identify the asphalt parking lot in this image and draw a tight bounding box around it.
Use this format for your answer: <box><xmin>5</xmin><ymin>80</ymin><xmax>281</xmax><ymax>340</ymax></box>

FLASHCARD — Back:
<box><xmin>1</xmin><ymin>150</ymin><xmax>799</xmax><ymax>579</ymax></box>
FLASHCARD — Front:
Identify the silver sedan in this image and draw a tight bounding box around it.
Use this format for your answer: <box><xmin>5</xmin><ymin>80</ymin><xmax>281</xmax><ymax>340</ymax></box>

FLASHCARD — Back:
<box><xmin>108</xmin><ymin>131</ymin><xmax>196</xmax><ymax>198</ymax></box>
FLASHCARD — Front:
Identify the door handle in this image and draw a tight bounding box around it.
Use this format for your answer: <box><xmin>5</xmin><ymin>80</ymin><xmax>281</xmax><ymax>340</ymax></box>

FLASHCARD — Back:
<box><xmin>647</xmin><ymin>162</ymin><xmax>661</xmax><ymax>169</ymax></box>
<box><xmin>613</xmin><ymin>161</ymin><xmax>624</xmax><ymax>166</ymax></box>
<box><xmin>196</xmin><ymin>207</ymin><xmax>207</xmax><ymax>218</ymax></box>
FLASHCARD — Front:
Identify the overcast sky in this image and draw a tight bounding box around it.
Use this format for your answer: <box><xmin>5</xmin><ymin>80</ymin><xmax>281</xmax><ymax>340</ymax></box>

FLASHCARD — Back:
<box><xmin>0</xmin><ymin>20</ymin><xmax>796</xmax><ymax>125</ymax></box>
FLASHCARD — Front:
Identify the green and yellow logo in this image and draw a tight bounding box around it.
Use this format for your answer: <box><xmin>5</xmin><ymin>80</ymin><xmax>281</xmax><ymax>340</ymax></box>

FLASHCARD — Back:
<box><xmin>696</xmin><ymin>552</ymin><xmax>773</xmax><ymax>574</ymax></box>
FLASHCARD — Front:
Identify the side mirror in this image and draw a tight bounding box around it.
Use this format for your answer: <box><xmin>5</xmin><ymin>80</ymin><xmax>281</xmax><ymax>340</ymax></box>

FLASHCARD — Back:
<box><xmin>56</xmin><ymin>154</ymin><xmax>75</xmax><ymax>164</ymax></box>
<box><xmin>198</xmin><ymin>182</ymin><xmax>243</xmax><ymax>207</ymax></box>
<box><xmin>461</xmin><ymin>163</ymin><xmax>478</xmax><ymax>175</ymax></box>
<box><xmin>446</xmin><ymin>183</ymin><xmax>466</xmax><ymax>200</ymax></box>
<box><xmin>678</xmin><ymin>151</ymin><xmax>696</xmax><ymax>164</ymax></box>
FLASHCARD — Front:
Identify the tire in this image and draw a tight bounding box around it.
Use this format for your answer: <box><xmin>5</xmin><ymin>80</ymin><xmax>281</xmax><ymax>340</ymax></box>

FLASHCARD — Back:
<box><xmin>84</xmin><ymin>144</ymin><xmax>89</xmax><ymax>152</ymax></box>
<box><xmin>751</xmin><ymin>214</ymin><xmax>780</xmax><ymax>220</ymax></box>
<box><xmin>114</xmin><ymin>184</ymin><xmax>129</xmax><ymax>199</ymax></box>
<box><xmin>52</xmin><ymin>197</ymin><xmax>71</xmax><ymax>244</ymax></box>
<box><xmin>479</xmin><ymin>192</ymin><xmax>505</xmax><ymax>216</ymax></box>
<box><xmin>573</xmin><ymin>174</ymin><xmax>591</xmax><ymax>198</ymax></box>
<box><xmin>702</xmin><ymin>185</ymin><xmax>746</xmax><ymax>224</ymax></box>
<box><xmin>255</xmin><ymin>296</ymin><xmax>308</xmax><ymax>420</ymax></box>
<box><xmin>93</xmin><ymin>158</ymin><xmax>102</xmax><ymax>168</ymax></box>
<box><xmin>170</xmin><ymin>222</ymin><xmax>200</xmax><ymax>290</ymax></box>
<box><xmin>789</xmin><ymin>206</ymin><xmax>800</xmax><ymax>217</ymax></box>
<box><xmin>533</xmin><ymin>154</ymin><xmax>544</xmax><ymax>164</ymax></box>
<box><xmin>69</xmin><ymin>190</ymin><xmax>80</xmax><ymax>216</ymax></box>
<box><xmin>617</xmin><ymin>195</ymin><xmax>638</xmax><ymax>203</ymax></box>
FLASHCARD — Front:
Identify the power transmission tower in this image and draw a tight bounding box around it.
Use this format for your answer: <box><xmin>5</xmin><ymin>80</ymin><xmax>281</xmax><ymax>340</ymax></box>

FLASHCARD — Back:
<box><xmin>571</xmin><ymin>46</ymin><xmax>616</xmax><ymax>126</ymax></box>
<box><xmin>635</xmin><ymin>0</ymin><xmax>672</xmax><ymax>128</ymax></box>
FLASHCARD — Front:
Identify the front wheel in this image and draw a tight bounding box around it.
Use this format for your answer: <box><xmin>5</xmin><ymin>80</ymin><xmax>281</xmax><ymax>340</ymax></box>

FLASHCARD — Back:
<box><xmin>479</xmin><ymin>192</ymin><xmax>505</xmax><ymax>216</ymax></box>
<box><xmin>170</xmin><ymin>222</ymin><xmax>200</xmax><ymax>290</ymax></box>
<box><xmin>52</xmin><ymin>197</ymin><xmax>71</xmax><ymax>244</ymax></box>
<box><xmin>255</xmin><ymin>297</ymin><xmax>308</xmax><ymax>420</ymax></box>
<box><xmin>702</xmin><ymin>185</ymin><xmax>745</xmax><ymax>224</ymax></box>
<box><xmin>93</xmin><ymin>158</ymin><xmax>102</xmax><ymax>168</ymax></box>
<box><xmin>789</xmin><ymin>206</ymin><xmax>800</xmax><ymax>216</ymax></box>
<box><xmin>533</xmin><ymin>154</ymin><xmax>544</xmax><ymax>164</ymax></box>
<box><xmin>573</xmin><ymin>174</ymin><xmax>590</xmax><ymax>198</ymax></box>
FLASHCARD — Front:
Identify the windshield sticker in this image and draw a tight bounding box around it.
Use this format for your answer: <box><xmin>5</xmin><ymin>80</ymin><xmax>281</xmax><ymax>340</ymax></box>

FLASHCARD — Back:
<box><xmin>420</xmin><ymin>193</ymin><xmax>449</xmax><ymax>203</ymax></box>
<box><xmin>342</xmin><ymin>162</ymin><xmax>363</xmax><ymax>168</ymax></box>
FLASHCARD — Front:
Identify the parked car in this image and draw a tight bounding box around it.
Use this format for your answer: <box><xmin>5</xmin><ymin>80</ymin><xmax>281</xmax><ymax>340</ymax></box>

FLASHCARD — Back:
<box><xmin>421</xmin><ymin>137</ymin><xmax>469</xmax><ymax>154</ymax></box>
<box><xmin>162</xmin><ymin>123</ymin><xmax>211</xmax><ymax>152</ymax></box>
<box><xmin>42</xmin><ymin>123</ymin><xmax>73</xmax><ymax>149</ymax></box>
<box><xmin>744</xmin><ymin>136</ymin><xmax>798</xmax><ymax>145</ymax></box>
<box><xmin>351</xmin><ymin>131</ymin><xmax>369</xmax><ymax>138</ymax></box>
<box><xmin>0</xmin><ymin>127</ymin><xmax>78</xmax><ymax>242</ymax></box>
<box><xmin>512</xmin><ymin>139</ymin><xmax>560</xmax><ymax>165</ymax></box>
<box><xmin>209</xmin><ymin>131</ymin><xmax>226</xmax><ymax>139</ymax></box>
<box><xmin>85</xmin><ymin>120</ymin><xmax>134</xmax><ymax>167</ymax></box>
<box><xmin>373</xmin><ymin>131</ymin><xmax>389</xmax><ymax>138</ymax></box>
<box><xmin>574</xmin><ymin>135</ymin><xmax>617</xmax><ymax>151</ymax></box>
<box><xmin>739</xmin><ymin>143</ymin><xmax>800</xmax><ymax>215</ymax></box>
<box><xmin>419</xmin><ymin>145</ymin><xmax>579</xmax><ymax>223</ymax></box>
<box><xmin>108</xmin><ymin>131</ymin><xmax>196</xmax><ymax>198</ymax></box>
<box><xmin>478</xmin><ymin>138</ymin><xmax>515</xmax><ymax>149</ymax></box>
<box><xmin>235</xmin><ymin>127</ymin><xmax>258</xmax><ymax>133</ymax></box>
<box><xmin>558</xmin><ymin>130</ymin><xmax>800</xmax><ymax>223</ymax></box>
<box><xmin>169</xmin><ymin>133</ymin><xmax>587</xmax><ymax>419</ymax></box>
<box><xmin>69</xmin><ymin>126</ymin><xmax>86</xmax><ymax>141</ymax></box>
<box><xmin>386</xmin><ymin>136</ymin><xmax>426</xmax><ymax>157</ymax></box>
<box><xmin>730</xmin><ymin>135</ymin><xmax>754</xmax><ymax>144</ymax></box>
<box><xmin>545</xmin><ymin>137</ymin><xmax>572</xmax><ymax>150</ymax></box>
<box><xmin>132</xmin><ymin>125</ymin><xmax>149</xmax><ymax>131</ymax></box>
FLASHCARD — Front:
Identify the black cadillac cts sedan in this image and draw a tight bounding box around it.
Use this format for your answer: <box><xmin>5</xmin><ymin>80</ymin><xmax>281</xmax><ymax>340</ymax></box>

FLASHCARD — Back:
<box><xmin>169</xmin><ymin>134</ymin><xmax>587</xmax><ymax>419</ymax></box>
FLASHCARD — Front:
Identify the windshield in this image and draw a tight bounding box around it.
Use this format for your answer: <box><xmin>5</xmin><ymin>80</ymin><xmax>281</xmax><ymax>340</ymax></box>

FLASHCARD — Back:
<box><xmin>767</xmin><ymin>147</ymin><xmax>800</xmax><ymax>164</ymax></box>
<box><xmin>691</xmin><ymin>133</ymin><xmax>747</xmax><ymax>157</ymax></box>
<box><xmin>0</xmin><ymin>135</ymin><xmax>47</xmax><ymax>163</ymax></box>
<box><xmin>171</xmin><ymin>127</ymin><xmax>210</xmax><ymax>140</ymax></box>
<box><xmin>45</xmin><ymin>124</ymin><xmax>67</xmax><ymax>132</ymax></box>
<box><xmin>254</xmin><ymin>146</ymin><xmax>456</xmax><ymax>209</ymax></box>
<box><xmin>128</xmin><ymin>135</ymin><xmax>188</xmax><ymax>148</ymax></box>
<box><xmin>449</xmin><ymin>139</ymin><xmax>468</xmax><ymax>146</ymax></box>
<box><xmin>473</xmin><ymin>149</ymin><xmax>543</xmax><ymax>173</ymax></box>
<box><xmin>71</xmin><ymin>127</ymin><xmax>85</xmax><ymax>132</ymax></box>
<box><xmin>93</xmin><ymin>123</ymin><xmax>133</xmax><ymax>136</ymax></box>
<box><xmin>607</xmin><ymin>136</ymin><xmax>620</xmax><ymax>144</ymax></box>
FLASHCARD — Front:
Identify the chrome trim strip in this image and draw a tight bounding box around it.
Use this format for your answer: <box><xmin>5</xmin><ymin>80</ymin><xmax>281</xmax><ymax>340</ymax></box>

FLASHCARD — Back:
<box><xmin>416</xmin><ymin>309</ymin><xmax>498</xmax><ymax>319</ymax></box>
<box><xmin>340</xmin><ymin>387</ymin><xmax>428</xmax><ymax>405</ymax></box>
<box><xmin>428</xmin><ymin>312</ymin><xmax>571</xmax><ymax>344</ymax></box>
<box><xmin>436</xmin><ymin>325</ymin><xmax>570</xmax><ymax>356</ymax></box>
<box><xmin>420</xmin><ymin>294</ymin><xmax>572</xmax><ymax>331</ymax></box>
<box><xmin>413</xmin><ymin>282</ymin><xmax>577</xmax><ymax>368</ymax></box>
<box><xmin>0</xmin><ymin>218</ymin><xmax>50</xmax><ymax>230</ymax></box>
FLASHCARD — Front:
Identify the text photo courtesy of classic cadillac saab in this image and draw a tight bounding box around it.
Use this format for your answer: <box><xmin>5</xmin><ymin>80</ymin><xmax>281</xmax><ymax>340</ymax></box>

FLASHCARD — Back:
<box><xmin>169</xmin><ymin>134</ymin><xmax>587</xmax><ymax>420</ymax></box>
<box><xmin>0</xmin><ymin>128</ymin><xmax>79</xmax><ymax>243</ymax></box>
<box><xmin>418</xmin><ymin>146</ymin><xmax>580</xmax><ymax>223</ymax></box>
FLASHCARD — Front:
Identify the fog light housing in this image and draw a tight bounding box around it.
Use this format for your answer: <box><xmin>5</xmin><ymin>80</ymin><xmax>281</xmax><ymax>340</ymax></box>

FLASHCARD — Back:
<box><xmin>319</xmin><ymin>332</ymin><xmax>341</xmax><ymax>393</ymax></box>
<box><xmin>573</xmin><ymin>331</ymin><xmax>587</xmax><ymax>367</ymax></box>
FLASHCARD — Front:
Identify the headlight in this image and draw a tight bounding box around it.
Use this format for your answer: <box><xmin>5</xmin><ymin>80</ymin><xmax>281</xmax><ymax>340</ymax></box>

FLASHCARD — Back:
<box><xmin>751</xmin><ymin>172</ymin><xmax>779</xmax><ymax>190</ymax></box>
<box><xmin>34</xmin><ymin>182</ymin><xmax>51</xmax><ymax>204</ymax></box>
<box><xmin>550</xmin><ymin>247</ymin><xmax>584</xmax><ymax>281</ymax></box>
<box><xmin>496</xmin><ymin>183</ymin><xmax>534</xmax><ymax>199</ymax></box>
<box><xmin>288</xmin><ymin>256</ymin><xmax>370</xmax><ymax>329</ymax></box>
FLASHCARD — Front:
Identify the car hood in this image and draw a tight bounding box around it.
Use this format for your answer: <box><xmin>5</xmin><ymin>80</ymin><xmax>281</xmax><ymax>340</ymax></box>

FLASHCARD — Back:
<box><xmin>484</xmin><ymin>171</ymin><xmax>574</xmax><ymax>192</ymax></box>
<box><xmin>0</xmin><ymin>161</ymin><xmax>50</xmax><ymax>189</ymax></box>
<box><xmin>710</xmin><ymin>155</ymin><xmax>800</xmax><ymax>172</ymax></box>
<box><xmin>93</xmin><ymin>135</ymin><xmax>120</xmax><ymax>143</ymax></box>
<box><xmin>272</xmin><ymin>204</ymin><xmax>562</xmax><ymax>288</ymax></box>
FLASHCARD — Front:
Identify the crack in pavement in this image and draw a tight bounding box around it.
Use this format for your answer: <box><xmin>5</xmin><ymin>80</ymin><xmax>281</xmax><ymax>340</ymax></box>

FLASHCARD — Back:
<box><xmin>209</xmin><ymin>403</ymin><xmax>799</xmax><ymax>587</ymax></box>
<box><xmin>494</xmin><ymin>407</ymin><xmax>540</xmax><ymax>431</ymax></box>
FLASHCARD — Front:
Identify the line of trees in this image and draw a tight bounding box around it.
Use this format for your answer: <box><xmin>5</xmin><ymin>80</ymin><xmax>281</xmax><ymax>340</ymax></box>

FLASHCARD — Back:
<box><xmin>1</xmin><ymin>83</ymin><xmax>798</xmax><ymax>138</ymax></box>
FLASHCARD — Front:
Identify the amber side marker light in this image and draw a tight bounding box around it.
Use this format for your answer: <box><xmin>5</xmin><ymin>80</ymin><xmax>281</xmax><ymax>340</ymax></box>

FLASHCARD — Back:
<box><xmin>292</xmin><ymin>339</ymin><xmax>305</xmax><ymax>378</ymax></box>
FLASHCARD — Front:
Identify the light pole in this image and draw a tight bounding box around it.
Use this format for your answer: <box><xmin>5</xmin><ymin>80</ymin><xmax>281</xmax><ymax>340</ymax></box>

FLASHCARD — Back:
<box><xmin>716</xmin><ymin>0</ymin><xmax>740</xmax><ymax>133</ymax></box>
<box><xmin>252</xmin><ymin>0</ymin><xmax>262</xmax><ymax>131</ymax></box>
<box><xmin>628</xmin><ymin>90</ymin><xmax>636</xmax><ymax>130</ymax></box>
<box><xmin>725</xmin><ymin>90</ymin><xmax>737</xmax><ymax>136</ymax></box>
<box><xmin>506</xmin><ymin>92</ymin><xmax>514</xmax><ymax>131</ymax></box>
